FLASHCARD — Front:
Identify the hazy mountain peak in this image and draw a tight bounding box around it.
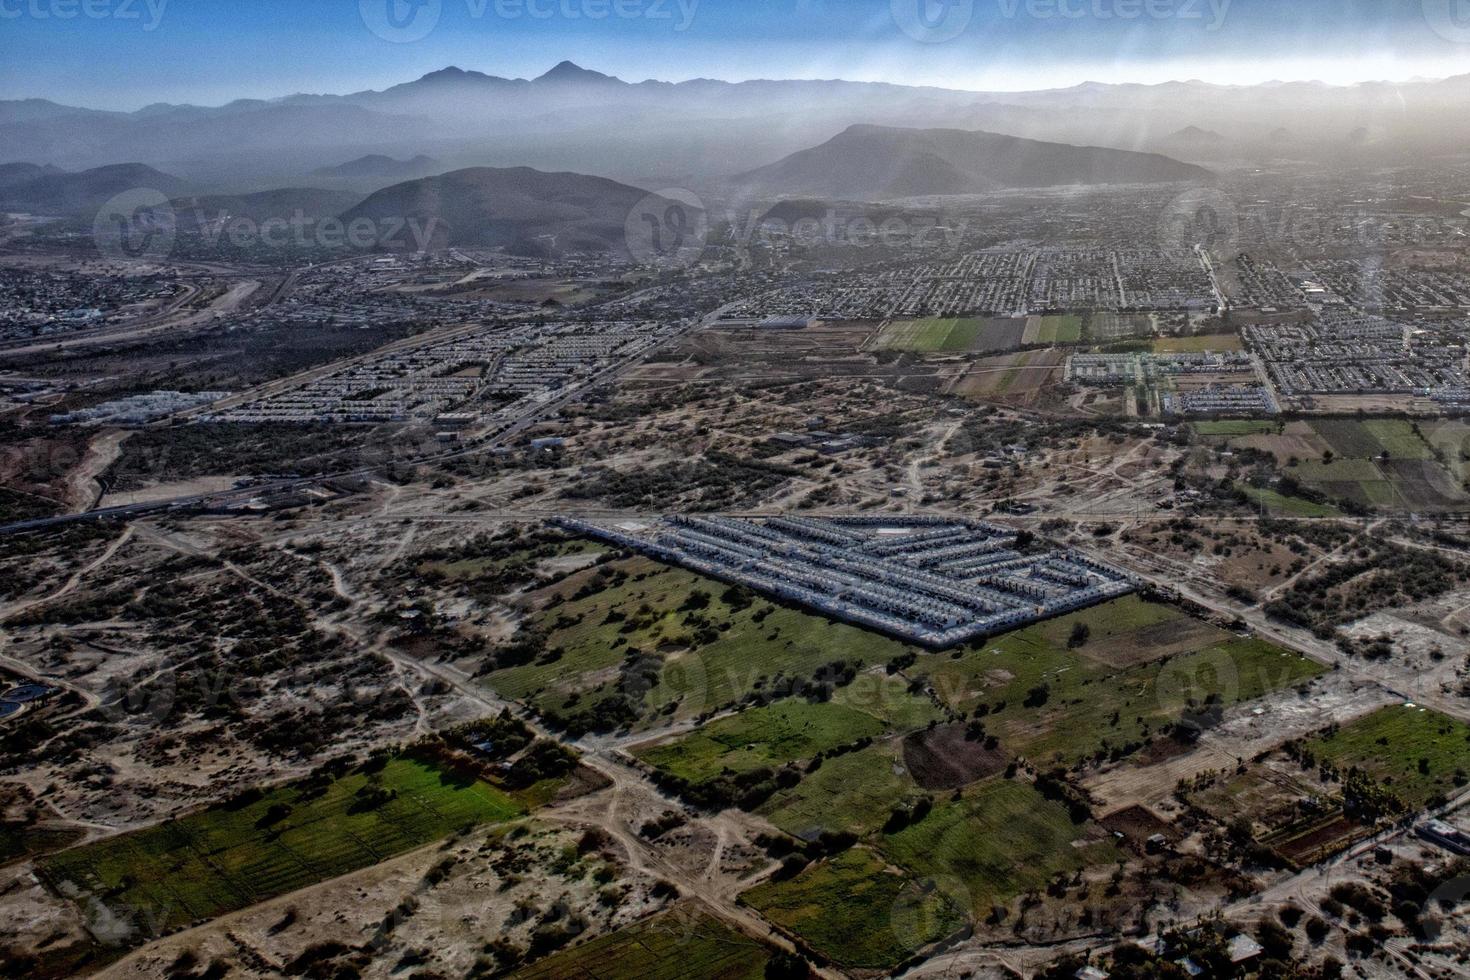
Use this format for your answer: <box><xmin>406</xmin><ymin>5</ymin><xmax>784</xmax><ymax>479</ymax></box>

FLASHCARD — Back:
<box><xmin>1169</xmin><ymin>125</ymin><xmax>1225</xmax><ymax>142</ymax></box>
<box><xmin>536</xmin><ymin>61</ymin><xmax>620</xmax><ymax>85</ymax></box>
<box><xmin>415</xmin><ymin>66</ymin><xmax>502</xmax><ymax>85</ymax></box>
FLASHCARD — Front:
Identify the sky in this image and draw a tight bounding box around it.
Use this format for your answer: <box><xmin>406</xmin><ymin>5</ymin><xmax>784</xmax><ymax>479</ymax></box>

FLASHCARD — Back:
<box><xmin>2</xmin><ymin>0</ymin><xmax>1470</xmax><ymax>110</ymax></box>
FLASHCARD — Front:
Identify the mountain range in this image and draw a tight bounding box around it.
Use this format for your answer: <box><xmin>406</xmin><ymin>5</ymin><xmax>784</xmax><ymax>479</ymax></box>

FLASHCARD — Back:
<box><xmin>4</xmin><ymin>62</ymin><xmax>1469</xmax><ymax>186</ymax></box>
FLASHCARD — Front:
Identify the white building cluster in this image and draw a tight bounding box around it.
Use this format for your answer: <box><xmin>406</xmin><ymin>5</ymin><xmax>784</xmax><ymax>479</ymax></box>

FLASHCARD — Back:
<box><xmin>206</xmin><ymin>319</ymin><xmax>676</xmax><ymax>427</ymax></box>
<box><xmin>558</xmin><ymin>515</ymin><xmax>1136</xmax><ymax>649</ymax></box>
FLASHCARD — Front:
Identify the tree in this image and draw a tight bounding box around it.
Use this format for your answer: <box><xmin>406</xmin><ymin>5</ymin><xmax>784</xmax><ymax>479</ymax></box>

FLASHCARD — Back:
<box><xmin>1068</xmin><ymin>623</ymin><xmax>1091</xmax><ymax>648</ymax></box>
<box><xmin>765</xmin><ymin>951</ymin><xmax>813</xmax><ymax>980</ymax></box>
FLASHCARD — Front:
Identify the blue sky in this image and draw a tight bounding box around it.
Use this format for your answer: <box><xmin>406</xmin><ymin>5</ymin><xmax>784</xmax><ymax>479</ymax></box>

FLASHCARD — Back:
<box><xmin>3</xmin><ymin>0</ymin><xmax>1469</xmax><ymax>109</ymax></box>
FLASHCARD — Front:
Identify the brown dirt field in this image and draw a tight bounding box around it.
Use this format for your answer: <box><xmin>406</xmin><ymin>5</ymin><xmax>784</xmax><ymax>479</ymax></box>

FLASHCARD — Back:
<box><xmin>901</xmin><ymin>723</ymin><xmax>1008</xmax><ymax>790</ymax></box>
<box><xmin>1100</xmin><ymin>804</ymin><xmax>1173</xmax><ymax>844</ymax></box>
<box><xmin>952</xmin><ymin>350</ymin><xmax>1065</xmax><ymax>406</ymax></box>
<box><xmin>1272</xmin><ymin>814</ymin><xmax>1365</xmax><ymax>865</ymax></box>
<box><xmin>1130</xmin><ymin>734</ymin><xmax>1197</xmax><ymax>767</ymax></box>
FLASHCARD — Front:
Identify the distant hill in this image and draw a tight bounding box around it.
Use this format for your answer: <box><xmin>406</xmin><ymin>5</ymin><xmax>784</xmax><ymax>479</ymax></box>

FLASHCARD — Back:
<box><xmin>1168</xmin><ymin>125</ymin><xmax>1225</xmax><ymax>143</ymax></box>
<box><xmin>339</xmin><ymin>166</ymin><xmax>684</xmax><ymax>255</ymax></box>
<box><xmin>0</xmin><ymin>162</ymin><xmax>64</xmax><ymax>191</ymax></box>
<box><xmin>730</xmin><ymin>125</ymin><xmax>1212</xmax><ymax>200</ymax></box>
<box><xmin>311</xmin><ymin>154</ymin><xmax>440</xmax><ymax>180</ymax></box>
<box><xmin>0</xmin><ymin>163</ymin><xmax>193</xmax><ymax>213</ymax></box>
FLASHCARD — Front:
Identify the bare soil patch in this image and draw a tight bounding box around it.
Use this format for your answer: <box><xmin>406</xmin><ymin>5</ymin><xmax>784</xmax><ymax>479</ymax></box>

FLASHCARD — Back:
<box><xmin>1099</xmin><ymin>804</ymin><xmax>1172</xmax><ymax>844</ymax></box>
<box><xmin>901</xmin><ymin>723</ymin><xmax>1007</xmax><ymax>790</ymax></box>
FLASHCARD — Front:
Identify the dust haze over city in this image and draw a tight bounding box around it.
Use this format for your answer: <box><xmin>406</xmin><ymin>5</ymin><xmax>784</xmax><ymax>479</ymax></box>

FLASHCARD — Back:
<box><xmin>5</xmin><ymin>1</ymin><xmax>1470</xmax><ymax>978</ymax></box>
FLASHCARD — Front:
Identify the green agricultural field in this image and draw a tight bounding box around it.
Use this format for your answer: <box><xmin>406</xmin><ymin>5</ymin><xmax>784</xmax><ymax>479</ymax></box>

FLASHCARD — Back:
<box><xmin>1291</xmin><ymin>458</ymin><xmax>1386</xmax><ymax>481</ymax></box>
<box><xmin>1193</xmin><ymin>420</ymin><xmax>1279</xmax><ymax>438</ymax></box>
<box><xmin>485</xmin><ymin>558</ymin><xmax>918</xmax><ymax>730</ymax></box>
<box><xmin>634</xmin><ymin>698</ymin><xmax>887</xmax><ymax>786</ymax></box>
<box><xmin>832</xmin><ymin>671</ymin><xmax>946</xmax><ymax>731</ymax></box>
<box><xmin>1027</xmin><ymin>594</ymin><xmax>1202</xmax><ymax>651</ymax></box>
<box><xmin>1036</xmin><ymin>315</ymin><xmax>1084</xmax><ymax>344</ymax></box>
<box><xmin>878</xmin><ymin>778</ymin><xmax>1121</xmax><ymax>916</ymax></box>
<box><xmin>913</xmin><ymin>599</ymin><xmax>1322</xmax><ymax>767</ymax></box>
<box><xmin>1304</xmin><ymin>706</ymin><xmax>1470</xmax><ymax>809</ymax></box>
<box><xmin>1312</xmin><ymin>419</ymin><xmax>1431</xmax><ymax>461</ymax></box>
<box><xmin>510</xmin><ymin>905</ymin><xmax>772</xmax><ymax>980</ymax></box>
<box><xmin>875</xmin><ymin>318</ymin><xmax>954</xmax><ymax>351</ymax></box>
<box><xmin>40</xmin><ymin>757</ymin><xmax>532</xmax><ymax>936</ymax></box>
<box><xmin>741</xmin><ymin>847</ymin><xmax>966</xmax><ymax>970</ymax></box>
<box><xmin>1239</xmin><ymin>486</ymin><xmax>1341</xmax><ymax>518</ymax></box>
<box><xmin>758</xmin><ymin>741</ymin><xmax>920</xmax><ymax>839</ymax></box>
<box><xmin>874</xmin><ymin>318</ymin><xmax>1025</xmax><ymax>353</ymax></box>
<box><xmin>1362</xmin><ymin>420</ymin><xmax>1434</xmax><ymax>460</ymax></box>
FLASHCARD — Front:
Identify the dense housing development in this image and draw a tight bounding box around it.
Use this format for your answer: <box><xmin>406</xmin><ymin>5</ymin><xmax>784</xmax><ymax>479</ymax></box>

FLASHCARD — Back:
<box><xmin>558</xmin><ymin>515</ymin><xmax>1136</xmax><ymax>647</ymax></box>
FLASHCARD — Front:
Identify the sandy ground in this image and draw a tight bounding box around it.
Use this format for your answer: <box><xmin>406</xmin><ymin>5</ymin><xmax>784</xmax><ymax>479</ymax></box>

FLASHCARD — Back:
<box><xmin>100</xmin><ymin>476</ymin><xmax>243</xmax><ymax>508</ymax></box>
<box><xmin>1082</xmin><ymin>671</ymin><xmax>1395</xmax><ymax>813</ymax></box>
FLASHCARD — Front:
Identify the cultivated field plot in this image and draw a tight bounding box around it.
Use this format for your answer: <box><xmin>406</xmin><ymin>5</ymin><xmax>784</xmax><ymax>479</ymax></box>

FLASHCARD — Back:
<box><xmin>1088</xmin><ymin>312</ymin><xmax>1155</xmax><ymax>341</ymax></box>
<box><xmin>872</xmin><ymin>317</ymin><xmax>1027</xmax><ymax>353</ymax></box>
<box><xmin>1188</xmin><ymin>705</ymin><xmax>1470</xmax><ymax>865</ymax></box>
<box><xmin>877</xmin><ymin>778</ymin><xmax>1122</xmax><ymax>916</ymax></box>
<box><xmin>634</xmin><ymin>698</ymin><xmax>892</xmax><ymax>787</ymax></box>
<box><xmin>1021</xmin><ymin>315</ymin><xmax>1084</xmax><ymax>345</ymax></box>
<box><xmin>911</xmin><ymin>596</ymin><xmax>1323</xmax><ymax>766</ymax></box>
<box><xmin>1198</xmin><ymin>417</ymin><xmax>1468</xmax><ymax>512</ymax></box>
<box><xmin>1239</xmin><ymin>485</ymin><xmax>1341</xmax><ymax>518</ymax></box>
<box><xmin>740</xmin><ymin>847</ymin><xmax>965</xmax><ymax>970</ymax></box>
<box><xmin>509</xmin><ymin>905</ymin><xmax>772</xmax><ymax>980</ymax></box>
<box><xmin>757</xmin><ymin>740</ymin><xmax>920</xmax><ymax>838</ymax></box>
<box><xmin>1152</xmin><ymin>332</ymin><xmax>1244</xmax><ymax>352</ymax></box>
<box><xmin>484</xmin><ymin>556</ymin><xmax>919</xmax><ymax>732</ymax></box>
<box><xmin>952</xmin><ymin>349</ymin><xmax>1066</xmax><ymax>406</ymax></box>
<box><xmin>1303</xmin><ymin>705</ymin><xmax>1470</xmax><ymax>810</ymax></box>
<box><xmin>1192</xmin><ymin>420</ymin><xmax>1280</xmax><ymax>438</ymax></box>
<box><xmin>1314</xmin><ymin>419</ymin><xmax>1433</xmax><ymax>460</ymax></box>
<box><xmin>39</xmin><ymin>757</ymin><xmax>530</xmax><ymax>935</ymax></box>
